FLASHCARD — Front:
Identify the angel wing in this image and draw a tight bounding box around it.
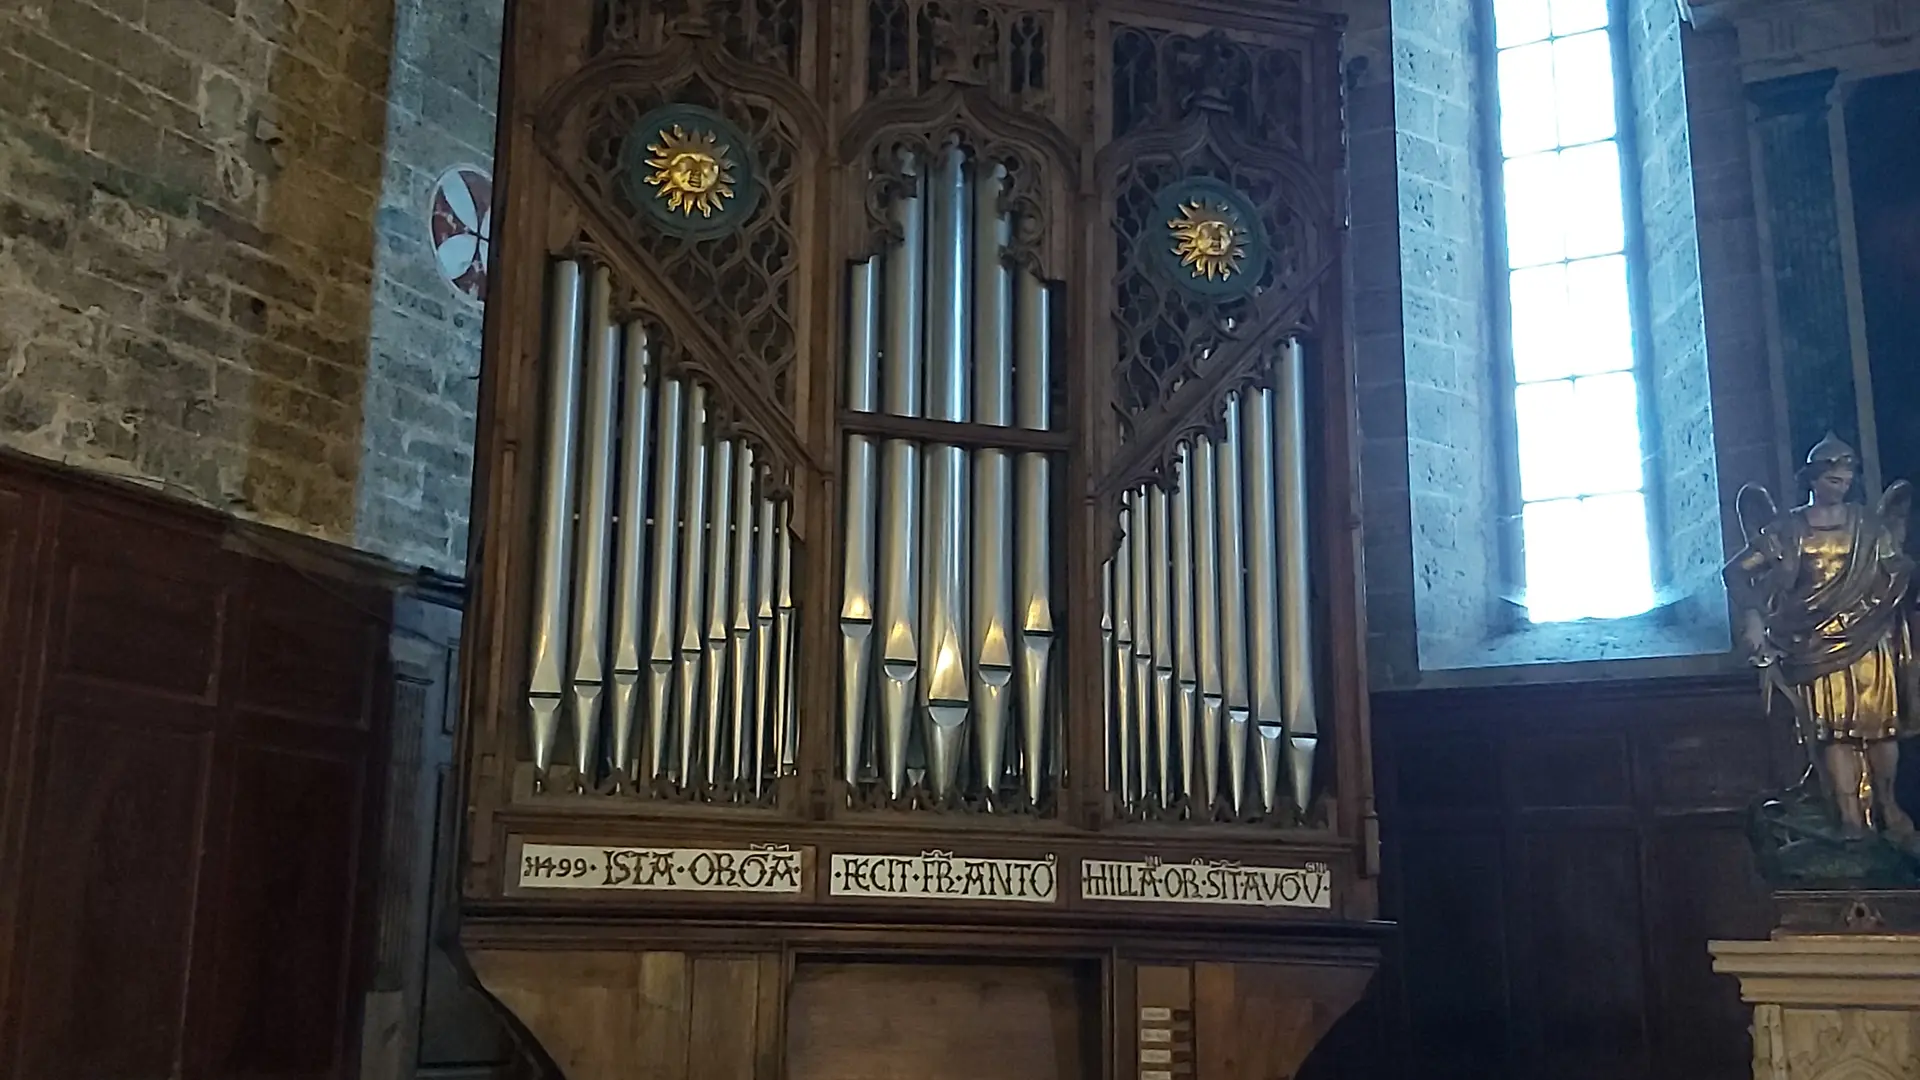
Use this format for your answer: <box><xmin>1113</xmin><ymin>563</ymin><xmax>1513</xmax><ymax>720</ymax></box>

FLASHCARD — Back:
<box><xmin>1879</xmin><ymin>478</ymin><xmax>1912</xmax><ymax>553</ymax></box>
<box><xmin>1735</xmin><ymin>482</ymin><xmax>1779</xmax><ymax>549</ymax></box>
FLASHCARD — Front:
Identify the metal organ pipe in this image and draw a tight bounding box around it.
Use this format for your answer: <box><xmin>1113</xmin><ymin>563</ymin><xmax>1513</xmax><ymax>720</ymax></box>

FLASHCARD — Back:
<box><xmin>1012</xmin><ymin>269</ymin><xmax>1054</xmax><ymax>805</ymax></box>
<box><xmin>1147</xmin><ymin>486</ymin><xmax>1175</xmax><ymax>808</ymax></box>
<box><xmin>521</xmin><ymin>257</ymin><xmax>795</xmax><ymax>804</ymax></box>
<box><xmin>609</xmin><ymin>323</ymin><xmax>652</xmax><ymax>786</ymax></box>
<box><xmin>1096</xmin><ymin>342</ymin><xmax>1323</xmax><ymax>825</ymax></box>
<box><xmin>1243</xmin><ymin>388</ymin><xmax>1286</xmax><ymax>816</ymax></box>
<box><xmin>527</xmin><ymin>260</ymin><xmax>585</xmax><ymax>784</ymax></box>
<box><xmin>727</xmin><ymin>445</ymin><xmax>757</xmax><ymax>788</ymax></box>
<box><xmin>1277</xmin><ymin>339</ymin><xmax>1319</xmax><ymax>813</ymax></box>
<box><xmin>644</xmin><ymin>379</ymin><xmax>686</xmax><ymax>784</ymax></box>
<box><xmin>675</xmin><ymin>385</ymin><xmax>712</xmax><ymax>785</ymax></box>
<box><xmin>702</xmin><ymin>436</ymin><xmax>737</xmax><ymax>787</ymax></box>
<box><xmin>566</xmin><ymin>265</ymin><xmax>620</xmax><ymax>788</ymax></box>
<box><xmin>971</xmin><ymin>162</ymin><xmax>1014</xmax><ymax>801</ymax></box>
<box><xmin>1191</xmin><ymin>439</ymin><xmax>1224</xmax><ymax>816</ymax></box>
<box><xmin>875</xmin><ymin>158</ymin><xmax>925</xmax><ymax>800</ymax></box>
<box><xmin>1171</xmin><ymin>448</ymin><xmax>1199</xmax><ymax>806</ymax></box>
<box><xmin>920</xmin><ymin>142</ymin><xmax>973</xmax><ymax>801</ymax></box>
<box><xmin>1217</xmin><ymin>395</ymin><xmax>1252</xmax><ymax>818</ymax></box>
<box><xmin>841</xmin><ymin>259</ymin><xmax>880</xmax><ymax>787</ymax></box>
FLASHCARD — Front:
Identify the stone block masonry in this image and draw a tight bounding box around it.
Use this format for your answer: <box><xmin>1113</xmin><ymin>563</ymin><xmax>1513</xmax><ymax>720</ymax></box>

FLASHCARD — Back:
<box><xmin>0</xmin><ymin>0</ymin><xmax>501</xmax><ymax>575</ymax></box>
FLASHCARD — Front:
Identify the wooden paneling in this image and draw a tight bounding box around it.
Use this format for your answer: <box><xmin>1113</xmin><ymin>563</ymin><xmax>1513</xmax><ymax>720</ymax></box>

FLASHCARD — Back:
<box><xmin>0</xmin><ymin>450</ymin><xmax>400</xmax><ymax>1080</ymax></box>
<box><xmin>474</xmin><ymin>949</ymin><xmax>786</xmax><ymax>1080</ymax></box>
<box><xmin>1361</xmin><ymin>677</ymin><xmax>1786</xmax><ymax>1080</ymax></box>
<box><xmin>787</xmin><ymin>961</ymin><xmax>1094</xmax><ymax>1080</ymax></box>
<box><xmin>1193</xmin><ymin>962</ymin><xmax>1373</xmax><ymax>1080</ymax></box>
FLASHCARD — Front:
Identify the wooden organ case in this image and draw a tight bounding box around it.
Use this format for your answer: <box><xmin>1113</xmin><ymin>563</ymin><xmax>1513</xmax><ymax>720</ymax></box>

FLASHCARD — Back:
<box><xmin>457</xmin><ymin>1</ymin><xmax>1383</xmax><ymax>1077</ymax></box>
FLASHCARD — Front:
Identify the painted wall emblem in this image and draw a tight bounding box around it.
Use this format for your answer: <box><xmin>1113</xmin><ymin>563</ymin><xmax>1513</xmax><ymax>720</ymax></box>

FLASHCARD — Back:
<box><xmin>624</xmin><ymin>104</ymin><xmax>761</xmax><ymax>239</ymax></box>
<box><xmin>1152</xmin><ymin>177</ymin><xmax>1268</xmax><ymax>299</ymax></box>
<box><xmin>429</xmin><ymin>164</ymin><xmax>492</xmax><ymax>304</ymax></box>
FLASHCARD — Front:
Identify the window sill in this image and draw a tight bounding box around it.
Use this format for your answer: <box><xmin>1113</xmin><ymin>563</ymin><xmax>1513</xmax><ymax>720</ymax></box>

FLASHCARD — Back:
<box><xmin>1411</xmin><ymin>603</ymin><xmax>1738</xmax><ymax>688</ymax></box>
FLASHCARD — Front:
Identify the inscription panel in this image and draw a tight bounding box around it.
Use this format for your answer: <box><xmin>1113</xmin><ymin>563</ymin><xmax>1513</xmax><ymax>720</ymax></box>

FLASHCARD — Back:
<box><xmin>515</xmin><ymin>843</ymin><xmax>808</xmax><ymax>895</ymax></box>
<box><xmin>1080</xmin><ymin>859</ymin><xmax>1333</xmax><ymax>909</ymax></box>
<box><xmin>827</xmin><ymin>851</ymin><xmax>1059</xmax><ymax>904</ymax></box>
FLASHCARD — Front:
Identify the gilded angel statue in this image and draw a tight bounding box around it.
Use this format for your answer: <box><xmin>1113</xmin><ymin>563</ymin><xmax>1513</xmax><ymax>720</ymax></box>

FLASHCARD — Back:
<box><xmin>1725</xmin><ymin>434</ymin><xmax>1915</xmax><ymax>841</ymax></box>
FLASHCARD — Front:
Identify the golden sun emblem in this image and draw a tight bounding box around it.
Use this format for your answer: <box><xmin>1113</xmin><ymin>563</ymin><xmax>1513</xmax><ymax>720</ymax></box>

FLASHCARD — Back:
<box><xmin>643</xmin><ymin>124</ymin><xmax>736</xmax><ymax>218</ymax></box>
<box><xmin>1167</xmin><ymin>200</ymin><xmax>1247</xmax><ymax>282</ymax></box>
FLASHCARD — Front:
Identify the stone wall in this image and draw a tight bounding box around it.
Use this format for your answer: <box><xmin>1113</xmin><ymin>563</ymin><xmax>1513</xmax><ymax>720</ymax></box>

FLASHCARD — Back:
<box><xmin>0</xmin><ymin>0</ymin><xmax>499</xmax><ymax>575</ymax></box>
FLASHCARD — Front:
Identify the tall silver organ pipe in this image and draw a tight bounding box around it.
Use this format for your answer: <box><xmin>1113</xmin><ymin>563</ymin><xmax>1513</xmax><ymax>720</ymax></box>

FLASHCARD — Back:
<box><xmin>609</xmin><ymin>324</ymin><xmax>652</xmax><ymax>786</ymax></box>
<box><xmin>566</xmin><ymin>265</ymin><xmax>620</xmax><ymax>786</ymax></box>
<box><xmin>1171</xmin><ymin>448</ymin><xmax>1199</xmax><ymax>806</ymax></box>
<box><xmin>774</xmin><ymin>515</ymin><xmax>797</xmax><ymax>773</ymax></box>
<box><xmin>1013</xmin><ymin>270</ymin><xmax>1054</xmax><ymax>804</ymax></box>
<box><xmin>1098</xmin><ymin>347</ymin><xmax>1321</xmax><ymax>823</ymax></box>
<box><xmin>875</xmin><ymin>158</ymin><xmax>925</xmax><ymax>800</ymax></box>
<box><xmin>1147</xmin><ymin>485</ymin><xmax>1175</xmax><ymax>807</ymax></box>
<box><xmin>839</xmin><ymin>147</ymin><xmax>1061</xmax><ymax>808</ymax></box>
<box><xmin>675</xmin><ymin>385</ymin><xmax>712</xmax><ymax>784</ymax></box>
<box><xmin>1191</xmin><ymin>440</ymin><xmax>1224</xmax><ymax>814</ymax></box>
<box><xmin>524</xmin><ymin>258</ymin><xmax>795</xmax><ymax>803</ymax></box>
<box><xmin>1243</xmin><ymin>389</ymin><xmax>1285</xmax><ymax>815</ymax></box>
<box><xmin>1127</xmin><ymin>488</ymin><xmax>1155</xmax><ymax>804</ymax></box>
<box><xmin>644</xmin><ymin>379</ymin><xmax>685</xmax><ymax>783</ymax></box>
<box><xmin>841</xmin><ymin>259</ymin><xmax>880</xmax><ymax>786</ymax></box>
<box><xmin>1110</xmin><ymin>511</ymin><xmax>1138</xmax><ymax>806</ymax></box>
<box><xmin>527</xmin><ymin>260</ymin><xmax>585</xmax><ymax>783</ymax></box>
<box><xmin>1217</xmin><ymin>395</ymin><xmax>1252</xmax><ymax>818</ymax></box>
<box><xmin>920</xmin><ymin>143</ymin><xmax>972</xmax><ymax>801</ymax></box>
<box><xmin>1277</xmin><ymin>340</ymin><xmax>1319</xmax><ymax>812</ymax></box>
<box><xmin>971</xmin><ymin>163</ymin><xmax>1015</xmax><ymax>799</ymax></box>
<box><xmin>726</xmin><ymin>445</ymin><xmax>757</xmax><ymax>787</ymax></box>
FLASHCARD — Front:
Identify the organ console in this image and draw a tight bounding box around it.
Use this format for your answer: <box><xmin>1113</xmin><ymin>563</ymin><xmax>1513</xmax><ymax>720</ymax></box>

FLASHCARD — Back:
<box><xmin>457</xmin><ymin>2</ymin><xmax>1384</xmax><ymax>1076</ymax></box>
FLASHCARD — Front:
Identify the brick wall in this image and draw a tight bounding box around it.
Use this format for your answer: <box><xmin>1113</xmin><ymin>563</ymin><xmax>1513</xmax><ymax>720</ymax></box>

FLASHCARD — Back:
<box><xmin>0</xmin><ymin>0</ymin><xmax>499</xmax><ymax>574</ymax></box>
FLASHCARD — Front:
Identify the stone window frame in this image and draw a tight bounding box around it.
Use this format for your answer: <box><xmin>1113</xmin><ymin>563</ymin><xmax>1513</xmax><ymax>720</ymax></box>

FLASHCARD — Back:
<box><xmin>1364</xmin><ymin>0</ymin><xmax>1733</xmax><ymax>686</ymax></box>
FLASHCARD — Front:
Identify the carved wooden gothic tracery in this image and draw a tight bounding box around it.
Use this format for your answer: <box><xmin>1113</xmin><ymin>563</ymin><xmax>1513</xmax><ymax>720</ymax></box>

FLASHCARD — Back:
<box><xmin>1098</xmin><ymin>25</ymin><xmax>1335</xmax><ymax>502</ymax></box>
<box><xmin>533</xmin><ymin>25</ymin><xmax>826</xmax><ymax>483</ymax></box>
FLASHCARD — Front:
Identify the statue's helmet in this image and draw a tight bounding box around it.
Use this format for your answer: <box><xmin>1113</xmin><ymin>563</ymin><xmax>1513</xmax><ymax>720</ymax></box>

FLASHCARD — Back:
<box><xmin>1805</xmin><ymin>432</ymin><xmax>1857</xmax><ymax>469</ymax></box>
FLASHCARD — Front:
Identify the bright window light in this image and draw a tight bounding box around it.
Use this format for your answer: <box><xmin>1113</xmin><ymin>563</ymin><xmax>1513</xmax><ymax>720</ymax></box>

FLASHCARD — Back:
<box><xmin>1492</xmin><ymin>0</ymin><xmax>1654</xmax><ymax>623</ymax></box>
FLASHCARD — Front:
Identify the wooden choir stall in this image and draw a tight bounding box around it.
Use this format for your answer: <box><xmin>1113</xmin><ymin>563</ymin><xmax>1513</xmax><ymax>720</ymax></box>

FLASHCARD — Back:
<box><xmin>455</xmin><ymin>1</ymin><xmax>1384</xmax><ymax>1076</ymax></box>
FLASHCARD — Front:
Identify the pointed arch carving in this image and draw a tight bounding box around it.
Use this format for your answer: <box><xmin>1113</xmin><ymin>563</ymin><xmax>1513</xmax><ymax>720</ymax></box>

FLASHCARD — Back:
<box><xmin>839</xmin><ymin>81</ymin><xmax>1079</xmax><ymax>279</ymax></box>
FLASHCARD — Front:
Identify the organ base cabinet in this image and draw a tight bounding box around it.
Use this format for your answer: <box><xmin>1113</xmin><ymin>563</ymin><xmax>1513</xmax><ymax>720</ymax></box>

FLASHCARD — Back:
<box><xmin>457</xmin><ymin>0</ymin><xmax>1384</xmax><ymax>1073</ymax></box>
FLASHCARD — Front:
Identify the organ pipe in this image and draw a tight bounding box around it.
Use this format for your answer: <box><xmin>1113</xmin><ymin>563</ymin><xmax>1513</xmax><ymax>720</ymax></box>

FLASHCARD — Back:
<box><xmin>702</xmin><ymin>437</ymin><xmax>737</xmax><ymax>787</ymax></box>
<box><xmin>644</xmin><ymin>379</ymin><xmax>685</xmax><ymax>784</ymax></box>
<box><xmin>875</xmin><ymin>157</ymin><xmax>925</xmax><ymax>800</ymax></box>
<box><xmin>1013</xmin><ymin>269</ymin><xmax>1054</xmax><ymax>805</ymax></box>
<box><xmin>1095</xmin><ymin>341</ymin><xmax>1323</xmax><ymax>824</ymax></box>
<box><xmin>727</xmin><ymin>445</ymin><xmax>757</xmax><ymax>788</ymax></box>
<box><xmin>1191</xmin><ymin>439</ymin><xmax>1224</xmax><ymax>815</ymax></box>
<box><xmin>1171</xmin><ymin>447</ymin><xmax>1199</xmax><ymax>806</ymax></box>
<box><xmin>842</xmin><ymin>259</ymin><xmax>880</xmax><ymax>786</ymax></box>
<box><xmin>524</xmin><ymin>258</ymin><xmax>793</xmax><ymax>805</ymax></box>
<box><xmin>566</xmin><ymin>265</ymin><xmax>620</xmax><ymax>788</ymax></box>
<box><xmin>675</xmin><ymin>385</ymin><xmax>712</xmax><ymax>785</ymax></box>
<box><xmin>774</xmin><ymin>513</ymin><xmax>796</xmax><ymax>773</ymax></box>
<box><xmin>920</xmin><ymin>142</ymin><xmax>972</xmax><ymax>801</ymax></box>
<box><xmin>1148</xmin><ymin>485</ymin><xmax>1175</xmax><ymax>808</ymax></box>
<box><xmin>527</xmin><ymin>260</ymin><xmax>584</xmax><ymax>784</ymax></box>
<box><xmin>1243</xmin><ymin>389</ymin><xmax>1285</xmax><ymax>816</ymax></box>
<box><xmin>1277</xmin><ymin>340</ymin><xmax>1319</xmax><ymax>812</ymax></box>
<box><xmin>1111</xmin><ymin>508</ymin><xmax>1138</xmax><ymax>806</ymax></box>
<box><xmin>609</xmin><ymin>323</ymin><xmax>652</xmax><ymax>786</ymax></box>
<box><xmin>971</xmin><ymin>162</ymin><xmax>1014</xmax><ymax>799</ymax></box>
<box><xmin>1217</xmin><ymin>395</ymin><xmax>1251</xmax><ymax>818</ymax></box>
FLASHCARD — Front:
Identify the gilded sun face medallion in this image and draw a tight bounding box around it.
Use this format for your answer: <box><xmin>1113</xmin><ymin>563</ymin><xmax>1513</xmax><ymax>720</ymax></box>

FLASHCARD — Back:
<box><xmin>1168</xmin><ymin>200</ymin><xmax>1246</xmax><ymax>282</ymax></box>
<box><xmin>644</xmin><ymin>125</ymin><xmax>736</xmax><ymax>218</ymax></box>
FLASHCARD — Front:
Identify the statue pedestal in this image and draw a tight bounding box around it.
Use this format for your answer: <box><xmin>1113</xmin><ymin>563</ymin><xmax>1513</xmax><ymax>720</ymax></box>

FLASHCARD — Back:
<box><xmin>1710</xmin><ymin>935</ymin><xmax>1920</xmax><ymax>1078</ymax></box>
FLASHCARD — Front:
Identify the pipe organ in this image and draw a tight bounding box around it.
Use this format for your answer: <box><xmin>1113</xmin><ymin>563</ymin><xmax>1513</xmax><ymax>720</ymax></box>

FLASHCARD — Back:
<box><xmin>460</xmin><ymin>2</ymin><xmax>1383</xmax><ymax>1077</ymax></box>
